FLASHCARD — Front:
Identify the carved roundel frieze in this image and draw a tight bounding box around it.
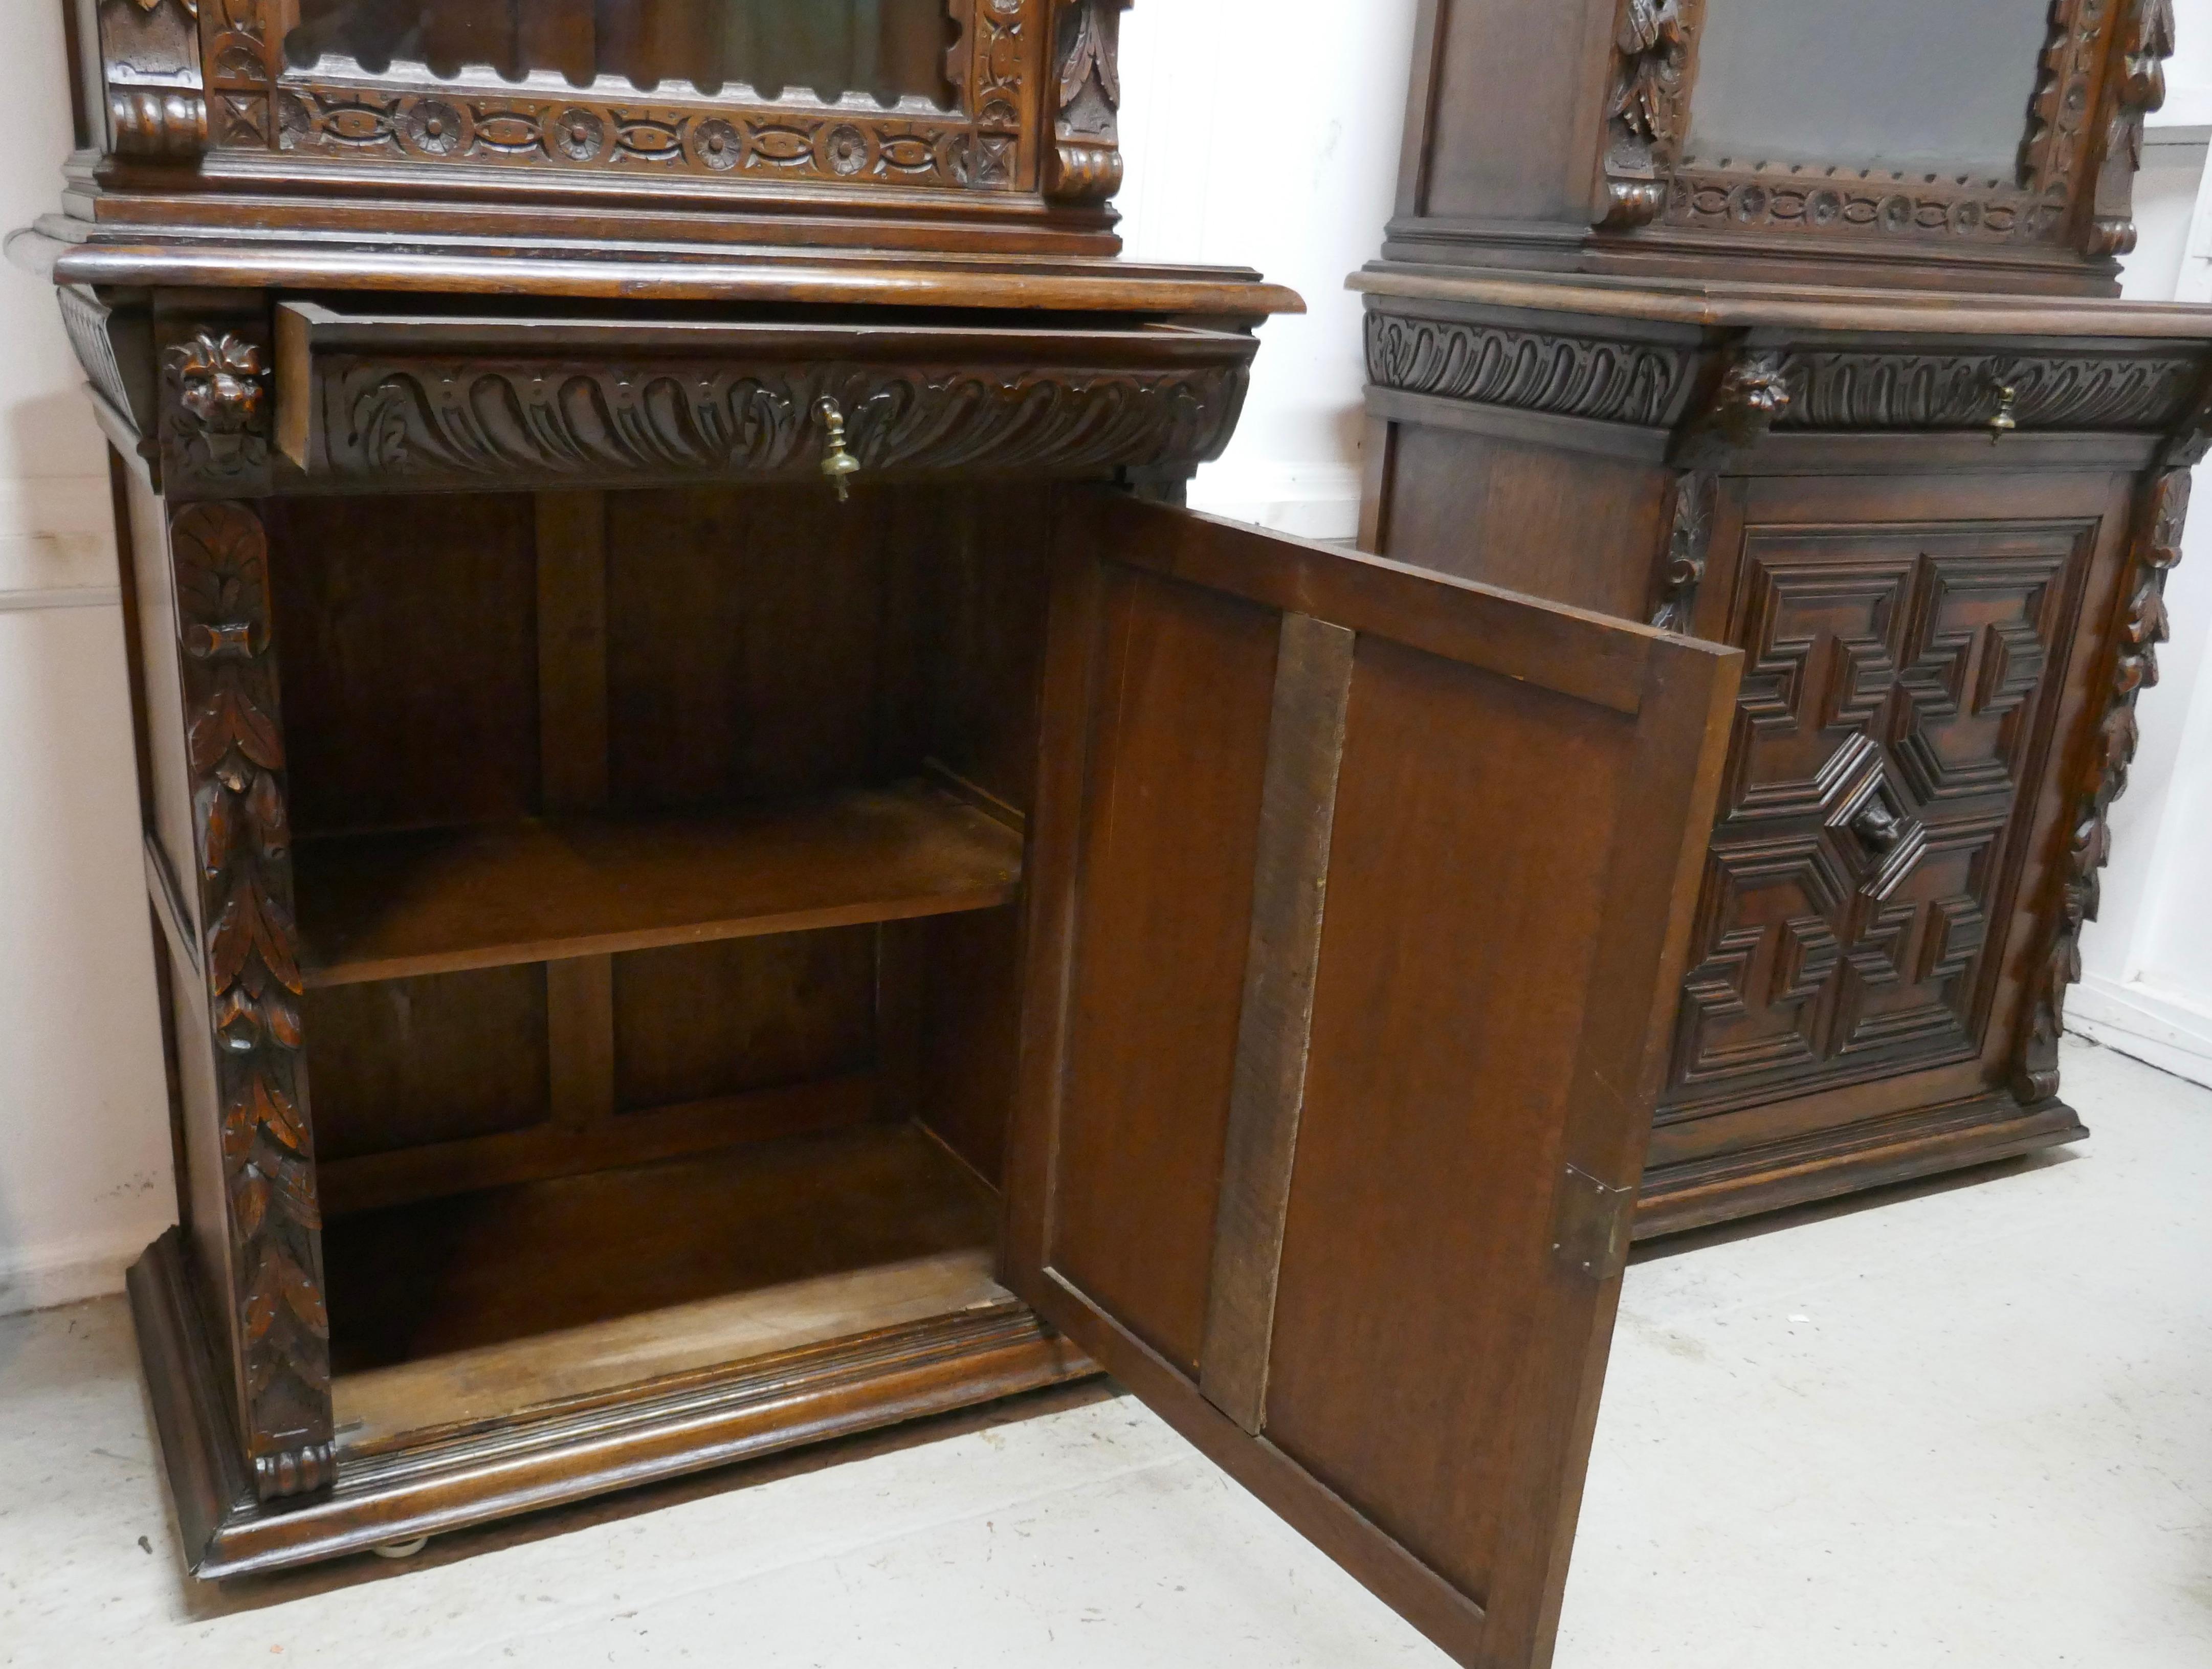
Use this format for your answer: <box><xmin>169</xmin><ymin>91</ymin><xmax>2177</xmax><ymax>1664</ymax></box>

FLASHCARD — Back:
<box><xmin>693</xmin><ymin>118</ymin><xmax>742</xmax><ymax>170</ymax></box>
<box><xmin>824</xmin><ymin>125</ymin><xmax>870</xmax><ymax>176</ymax></box>
<box><xmin>551</xmin><ymin>107</ymin><xmax>607</xmax><ymax>162</ymax></box>
<box><xmin>401</xmin><ymin>99</ymin><xmax>468</xmax><ymax>157</ymax></box>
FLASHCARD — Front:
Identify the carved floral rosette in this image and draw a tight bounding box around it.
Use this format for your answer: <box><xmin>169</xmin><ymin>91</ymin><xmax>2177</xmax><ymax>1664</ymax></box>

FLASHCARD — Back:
<box><xmin>172</xmin><ymin>501</ymin><xmax>335</xmax><ymax>1499</ymax></box>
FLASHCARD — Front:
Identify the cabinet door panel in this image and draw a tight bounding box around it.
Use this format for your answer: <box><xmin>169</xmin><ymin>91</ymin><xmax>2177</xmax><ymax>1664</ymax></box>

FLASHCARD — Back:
<box><xmin>1665</xmin><ymin>516</ymin><xmax>2101</xmax><ymax>1117</ymax></box>
<box><xmin>1005</xmin><ymin>491</ymin><xmax>1740</xmax><ymax>1669</ymax></box>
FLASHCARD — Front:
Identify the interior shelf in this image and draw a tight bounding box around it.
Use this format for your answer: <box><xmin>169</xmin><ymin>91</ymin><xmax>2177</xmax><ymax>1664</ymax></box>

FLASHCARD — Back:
<box><xmin>324</xmin><ymin>1120</ymin><xmax>1005</xmax><ymax>1452</ymax></box>
<box><xmin>295</xmin><ymin>781</ymin><xmax>1022</xmax><ymax>986</ymax></box>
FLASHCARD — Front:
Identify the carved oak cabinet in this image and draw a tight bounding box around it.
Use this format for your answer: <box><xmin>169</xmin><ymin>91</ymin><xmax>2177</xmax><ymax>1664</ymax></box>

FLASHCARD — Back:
<box><xmin>1357</xmin><ymin>0</ymin><xmax>2212</xmax><ymax>1236</ymax></box>
<box><xmin>18</xmin><ymin>3</ymin><xmax>1743</xmax><ymax>1664</ymax></box>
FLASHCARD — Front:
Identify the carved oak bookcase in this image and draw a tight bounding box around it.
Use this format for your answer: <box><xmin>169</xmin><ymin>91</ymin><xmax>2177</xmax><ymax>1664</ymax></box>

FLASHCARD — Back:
<box><xmin>17</xmin><ymin>4</ymin><xmax>1745</xmax><ymax>1664</ymax></box>
<box><xmin>1356</xmin><ymin>0</ymin><xmax>2212</xmax><ymax>1237</ymax></box>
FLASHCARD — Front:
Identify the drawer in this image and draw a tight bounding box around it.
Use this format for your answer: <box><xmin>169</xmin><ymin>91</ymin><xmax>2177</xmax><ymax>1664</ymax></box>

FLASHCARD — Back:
<box><xmin>272</xmin><ymin>303</ymin><xmax>1257</xmax><ymax>492</ymax></box>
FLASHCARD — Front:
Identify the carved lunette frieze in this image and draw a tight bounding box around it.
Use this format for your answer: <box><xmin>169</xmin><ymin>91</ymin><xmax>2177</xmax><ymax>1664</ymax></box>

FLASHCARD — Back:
<box><xmin>100</xmin><ymin>0</ymin><xmax>208</xmax><ymax>159</ymax></box>
<box><xmin>311</xmin><ymin>360</ymin><xmax>1250</xmax><ymax>488</ymax></box>
<box><xmin>1045</xmin><ymin>0</ymin><xmax>1127</xmax><ymax>201</ymax></box>
<box><xmin>169</xmin><ymin>499</ymin><xmax>335</xmax><ymax>1502</ymax></box>
<box><xmin>1776</xmin><ymin>349</ymin><xmax>2203</xmax><ymax>433</ymax></box>
<box><xmin>1363</xmin><ymin>315</ymin><xmax>1690</xmax><ymax>427</ymax></box>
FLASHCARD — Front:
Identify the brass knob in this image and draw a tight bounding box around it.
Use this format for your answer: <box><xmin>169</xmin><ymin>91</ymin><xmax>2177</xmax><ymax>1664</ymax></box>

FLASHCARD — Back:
<box><xmin>815</xmin><ymin>397</ymin><xmax>860</xmax><ymax>502</ymax></box>
<box><xmin>1989</xmin><ymin>384</ymin><xmax>2018</xmax><ymax>442</ymax></box>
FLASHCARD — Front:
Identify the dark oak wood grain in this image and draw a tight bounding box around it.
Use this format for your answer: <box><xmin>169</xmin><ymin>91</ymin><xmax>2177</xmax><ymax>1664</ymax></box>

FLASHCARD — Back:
<box><xmin>1005</xmin><ymin>493</ymin><xmax>1740</xmax><ymax>1668</ymax></box>
<box><xmin>294</xmin><ymin>784</ymin><xmax>1024</xmax><ymax>985</ymax></box>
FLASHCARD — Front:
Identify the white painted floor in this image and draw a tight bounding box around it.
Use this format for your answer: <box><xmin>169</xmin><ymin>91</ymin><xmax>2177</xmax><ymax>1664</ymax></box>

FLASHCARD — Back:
<box><xmin>2</xmin><ymin>1035</ymin><xmax>2206</xmax><ymax>1667</ymax></box>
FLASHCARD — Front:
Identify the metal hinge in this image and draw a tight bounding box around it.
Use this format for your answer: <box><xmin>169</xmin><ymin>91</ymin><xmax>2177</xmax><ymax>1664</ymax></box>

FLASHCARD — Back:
<box><xmin>1551</xmin><ymin>1164</ymin><xmax>1635</xmax><ymax>1281</ymax></box>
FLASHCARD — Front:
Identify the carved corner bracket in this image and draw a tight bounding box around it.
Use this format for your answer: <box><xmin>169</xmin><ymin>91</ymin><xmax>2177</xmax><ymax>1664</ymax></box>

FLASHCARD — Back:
<box><xmin>1650</xmin><ymin>349</ymin><xmax>1790</xmax><ymax>634</ymax></box>
<box><xmin>101</xmin><ymin>0</ymin><xmax>209</xmax><ymax>160</ymax></box>
<box><xmin>1598</xmin><ymin>0</ymin><xmax>1698</xmax><ymax>230</ymax></box>
<box><xmin>160</xmin><ymin>325</ymin><xmax>273</xmax><ymax>500</ymax></box>
<box><xmin>169</xmin><ymin>499</ymin><xmax>335</xmax><ymax>1500</ymax></box>
<box><xmin>1045</xmin><ymin>0</ymin><xmax>1130</xmax><ymax>202</ymax></box>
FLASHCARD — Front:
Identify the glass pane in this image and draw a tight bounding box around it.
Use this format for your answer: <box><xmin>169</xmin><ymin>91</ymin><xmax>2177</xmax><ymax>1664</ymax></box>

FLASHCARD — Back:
<box><xmin>1685</xmin><ymin>0</ymin><xmax>2050</xmax><ymax>177</ymax></box>
<box><xmin>283</xmin><ymin>0</ymin><xmax>959</xmax><ymax>108</ymax></box>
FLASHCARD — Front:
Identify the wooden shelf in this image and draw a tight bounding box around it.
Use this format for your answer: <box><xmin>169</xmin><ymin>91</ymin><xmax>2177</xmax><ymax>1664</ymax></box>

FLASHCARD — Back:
<box><xmin>322</xmin><ymin>1121</ymin><xmax>1006</xmax><ymax>1451</ymax></box>
<box><xmin>295</xmin><ymin>783</ymin><xmax>1022</xmax><ymax>987</ymax></box>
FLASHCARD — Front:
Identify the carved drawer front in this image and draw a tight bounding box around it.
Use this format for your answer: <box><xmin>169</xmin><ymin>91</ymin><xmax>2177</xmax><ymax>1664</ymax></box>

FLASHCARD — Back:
<box><xmin>1661</xmin><ymin>519</ymin><xmax>2096</xmax><ymax>1119</ymax></box>
<box><xmin>272</xmin><ymin>304</ymin><xmax>1255</xmax><ymax>492</ymax></box>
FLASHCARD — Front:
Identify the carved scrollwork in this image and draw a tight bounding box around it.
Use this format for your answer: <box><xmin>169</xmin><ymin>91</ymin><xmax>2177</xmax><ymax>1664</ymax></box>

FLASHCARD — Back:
<box><xmin>99</xmin><ymin>0</ymin><xmax>208</xmax><ymax>158</ymax></box>
<box><xmin>2015</xmin><ymin>462</ymin><xmax>2187</xmax><ymax>1102</ymax></box>
<box><xmin>1650</xmin><ymin>350</ymin><xmax>1791</xmax><ymax>633</ymax></box>
<box><xmin>315</xmin><ymin>359</ymin><xmax>1249</xmax><ymax>489</ymax></box>
<box><xmin>161</xmin><ymin>328</ymin><xmax>272</xmax><ymax>497</ymax></box>
<box><xmin>1363</xmin><ymin>314</ymin><xmax>1688</xmax><ymax>427</ymax></box>
<box><xmin>1775</xmin><ymin>349</ymin><xmax>2203</xmax><ymax>433</ymax></box>
<box><xmin>1599</xmin><ymin>0</ymin><xmax>1697</xmax><ymax>229</ymax></box>
<box><xmin>170</xmin><ymin>500</ymin><xmax>334</xmax><ymax>1501</ymax></box>
<box><xmin>1046</xmin><ymin>0</ymin><xmax>1128</xmax><ymax>201</ymax></box>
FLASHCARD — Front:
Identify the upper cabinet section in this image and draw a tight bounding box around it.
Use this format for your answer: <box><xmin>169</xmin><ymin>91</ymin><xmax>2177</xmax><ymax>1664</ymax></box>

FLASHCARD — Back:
<box><xmin>72</xmin><ymin>0</ymin><xmax>1142</xmax><ymax>259</ymax></box>
<box><xmin>1386</xmin><ymin>0</ymin><xmax>2177</xmax><ymax>294</ymax></box>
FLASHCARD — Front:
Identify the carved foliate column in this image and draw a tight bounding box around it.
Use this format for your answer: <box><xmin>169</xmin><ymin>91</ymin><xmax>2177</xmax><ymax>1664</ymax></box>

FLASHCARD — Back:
<box><xmin>1045</xmin><ymin>0</ymin><xmax>1130</xmax><ymax>202</ymax></box>
<box><xmin>2086</xmin><ymin>0</ymin><xmax>2176</xmax><ymax>258</ymax></box>
<box><xmin>157</xmin><ymin>314</ymin><xmax>334</xmax><ymax>1499</ymax></box>
<box><xmin>2014</xmin><ymin>447</ymin><xmax>2196</xmax><ymax>1102</ymax></box>
<box><xmin>1649</xmin><ymin>348</ymin><xmax>1791</xmax><ymax>633</ymax></box>
<box><xmin>1597</xmin><ymin>0</ymin><xmax>1701</xmax><ymax>230</ymax></box>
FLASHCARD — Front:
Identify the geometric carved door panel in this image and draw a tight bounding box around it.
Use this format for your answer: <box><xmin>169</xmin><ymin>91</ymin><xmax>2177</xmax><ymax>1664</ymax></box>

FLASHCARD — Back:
<box><xmin>1664</xmin><ymin>521</ymin><xmax>2096</xmax><ymax>1117</ymax></box>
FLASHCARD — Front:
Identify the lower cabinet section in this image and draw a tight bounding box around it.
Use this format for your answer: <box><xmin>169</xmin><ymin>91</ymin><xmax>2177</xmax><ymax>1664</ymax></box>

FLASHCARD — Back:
<box><xmin>1355</xmin><ymin>279</ymin><xmax>2206</xmax><ymax>1238</ymax></box>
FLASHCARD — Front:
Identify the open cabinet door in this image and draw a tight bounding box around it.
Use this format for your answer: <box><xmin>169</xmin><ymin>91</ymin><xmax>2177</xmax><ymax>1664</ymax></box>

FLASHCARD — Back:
<box><xmin>1004</xmin><ymin>492</ymin><xmax>1741</xmax><ymax>1669</ymax></box>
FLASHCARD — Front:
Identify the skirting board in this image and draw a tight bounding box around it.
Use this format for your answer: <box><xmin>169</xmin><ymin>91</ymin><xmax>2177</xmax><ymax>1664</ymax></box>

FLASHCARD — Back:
<box><xmin>0</xmin><ymin>1224</ymin><xmax>168</xmax><ymax>1316</ymax></box>
<box><xmin>2068</xmin><ymin>975</ymin><xmax>2212</xmax><ymax>1089</ymax></box>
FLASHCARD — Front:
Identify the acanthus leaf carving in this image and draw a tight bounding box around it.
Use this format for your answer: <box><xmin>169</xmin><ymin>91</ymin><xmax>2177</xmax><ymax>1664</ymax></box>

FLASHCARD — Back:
<box><xmin>317</xmin><ymin>358</ymin><xmax>1251</xmax><ymax>489</ymax></box>
<box><xmin>2087</xmin><ymin>0</ymin><xmax>2177</xmax><ymax>257</ymax></box>
<box><xmin>2014</xmin><ymin>464</ymin><xmax>2189</xmax><ymax>1102</ymax></box>
<box><xmin>1046</xmin><ymin>0</ymin><xmax>1129</xmax><ymax>202</ymax></box>
<box><xmin>170</xmin><ymin>497</ymin><xmax>333</xmax><ymax>1502</ymax></box>
<box><xmin>1599</xmin><ymin>0</ymin><xmax>1696</xmax><ymax>228</ymax></box>
<box><xmin>1777</xmin><ymin>348</ymin><xmax>2203</xmax><ymax>433</ymax></box>
<box><xmin>1363</xmin><ymin>314</ymin><xmax>1689</xmax><ymax>427</ymax></box>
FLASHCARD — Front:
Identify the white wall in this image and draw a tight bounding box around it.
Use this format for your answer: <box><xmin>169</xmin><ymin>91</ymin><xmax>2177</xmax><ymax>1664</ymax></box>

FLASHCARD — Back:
<box><xmin>0</xmin><ymin>3</ymin><xmax>176</xmax><ymax>1314</ymax></box>
<box><xmin>1118</xmin><ymin>0</ymin><xmax>1417</xmax><ymax>538</ymax></box>
<box><xmin>2075</xmin><ymin>119</ymin><xmax>2212</xmax><ymax>1090</ymax></box>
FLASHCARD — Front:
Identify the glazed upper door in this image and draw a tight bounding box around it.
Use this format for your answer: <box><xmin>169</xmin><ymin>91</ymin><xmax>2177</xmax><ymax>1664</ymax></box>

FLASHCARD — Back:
<box><xmin>1002</xmin><ymin>493</ymin><xmax>1741</xmax><ymax>1669</ymax></box>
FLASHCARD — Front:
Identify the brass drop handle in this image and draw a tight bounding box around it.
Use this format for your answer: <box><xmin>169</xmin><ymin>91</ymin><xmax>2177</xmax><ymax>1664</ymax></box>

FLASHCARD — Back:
<box><xmin>815</xmin><ymin>397</ymin><xmax>860</xmax><ymax>502</ymax></box>
<box><xmin>1988</xmin><ymin>383</ymin><xmax>2018</xmax><ymax>442</ymax></box>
